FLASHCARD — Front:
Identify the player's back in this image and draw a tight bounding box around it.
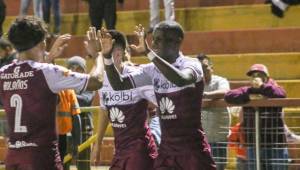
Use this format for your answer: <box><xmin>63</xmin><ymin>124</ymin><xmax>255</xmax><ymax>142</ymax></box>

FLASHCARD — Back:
<box><xmin>0</xmin><ymin>60</ymin><xmax>58</xmax><ymax>148</ymax></box>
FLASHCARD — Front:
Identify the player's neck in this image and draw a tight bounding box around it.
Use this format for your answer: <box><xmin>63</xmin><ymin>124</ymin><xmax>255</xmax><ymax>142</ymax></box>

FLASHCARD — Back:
<box><xmin>18</xmin><ymin>51</ymin><xmax>41</xmax><ymax>62</ymax></box>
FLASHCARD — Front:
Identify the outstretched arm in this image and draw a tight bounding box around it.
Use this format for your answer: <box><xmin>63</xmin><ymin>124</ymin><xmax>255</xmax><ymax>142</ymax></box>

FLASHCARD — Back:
<box><xmin>84</xmin><ymin>27</ymin><xmax>105</xmax><ymax>91</ymax></box>
<box><xmin>100</xmin><ymin>28</ymin><xmax>135</xmax><ymax>90</ymax></box>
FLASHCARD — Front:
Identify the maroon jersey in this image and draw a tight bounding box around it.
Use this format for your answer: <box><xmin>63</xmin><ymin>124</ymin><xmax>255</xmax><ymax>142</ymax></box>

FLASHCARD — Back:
<box><xmin>0</xmin><ymin>60</ymin><xmax>89</xmax><ymax>166</ymax></box>
<box><xmin>99</xmin><ymin>65</ymin><xmax>157</xmax><ymax>159</ymax></box>
<box><xmin>129</xmin><ymin>54</ymin><xmax>212</xmax><ymax>155</ymax></box>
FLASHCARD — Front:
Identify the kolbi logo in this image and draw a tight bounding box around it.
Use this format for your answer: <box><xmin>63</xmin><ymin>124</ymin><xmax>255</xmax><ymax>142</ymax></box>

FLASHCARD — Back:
<box><xmin>109</xmin><ymin>107</ymin><xmax>127</xmax><ymax>128</ymax></box>
<box><xmin>159</xmin><ymin>97</ymin><xmax>177</xmax><ymax>120</ymax></box>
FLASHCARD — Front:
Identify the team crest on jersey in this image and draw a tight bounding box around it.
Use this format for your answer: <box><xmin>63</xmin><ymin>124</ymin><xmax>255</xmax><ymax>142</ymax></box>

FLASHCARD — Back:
<box><xmin>109</xmin><ymin>107</ymin><xmax>127</xmax><ymax>128</ymax></box>
<box><xmin>159</xmin><ymin>97</ymin><xmax>177</xmax><ymax>120</ymax></box>
<box><xmin>14</xmin><ymin>66</ymin><xmax>21</xmax><ymax>74</ymax></box>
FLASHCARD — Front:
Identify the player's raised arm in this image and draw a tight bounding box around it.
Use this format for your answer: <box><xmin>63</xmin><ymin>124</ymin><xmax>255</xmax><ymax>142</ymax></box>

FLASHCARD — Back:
<box><xmin>84</xmin><ymin>27</ymin><xmax>105</xmax><ymax>91</ymax></box>
<box><xmin>131</xmin><ymin>24</ymin><xmax>197</xmax><ymax>87</ymax></box>
<box><xmin>100</xmin><ymin>27</ymin><xmax>134</xmax><ymax>90</ymax></box>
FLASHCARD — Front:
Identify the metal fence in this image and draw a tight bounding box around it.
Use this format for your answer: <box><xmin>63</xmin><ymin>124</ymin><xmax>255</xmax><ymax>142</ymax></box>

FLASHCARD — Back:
<box><xmin>203</xmin><ymin>98</ymin><xmax>300</xmax><ymax>170</ymax></box>
<box><xmin>1</xmin><ymin>99</ymin><xmax>300</xmax><ymax>169</ymax></box>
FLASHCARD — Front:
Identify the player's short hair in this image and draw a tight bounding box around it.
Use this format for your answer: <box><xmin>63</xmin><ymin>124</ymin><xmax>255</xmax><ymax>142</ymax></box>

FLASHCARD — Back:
<box><xmin>153</xmin><ymin>21</ymin><xmax>184</xmax><ymax>39</ymax></box>
<box><xmin>196</xmin><ymin>53</ymin><xmax>213</xmax><ymax>66</ymax></box>
<box><xmin>8</xmin><ymin>16</ymin><xmax>47</xmax><ymax>52</ymax></box>
<box><xmin>0</xmin><ymin>38</ymin><xmax>12</xmax><ymax>50</ymax></box>
<box><xmin>108</xmin><ymin>30</ymin><xmax>127</xmax><ymax>50</ymax></box>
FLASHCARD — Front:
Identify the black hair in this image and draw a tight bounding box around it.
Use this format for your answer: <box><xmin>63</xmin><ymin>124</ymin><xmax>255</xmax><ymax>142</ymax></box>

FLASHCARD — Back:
<box><xmin>8</xmin><ymin>16</ymin><xmax>47</xmax><ymax>52</ymax></box>
<box><xmin>196</xmin><ymin>53</ymin><xmax>212</xmax><ymax>65</ymax></box>
<box><xmin>108</xmin><ymin>30</ymin><xmax>127</xmax><ymax>50</ymax></box>
<box><xmin>153</xmin><ymin>21</ymin><xmax>184</xmax><ymax>39</ymax></box>
<box><xmin>0</xmin><ymin>38</ymin><xmax>12</xmax><ymax>50</ymax></box>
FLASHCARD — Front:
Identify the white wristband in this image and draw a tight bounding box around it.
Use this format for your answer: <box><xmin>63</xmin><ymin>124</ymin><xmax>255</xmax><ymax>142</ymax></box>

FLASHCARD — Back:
<box><xmin>147</xmin><ymin>51</ymin><xmax>156</xmax><ymax>61</ymax></box>
<box><xmin>104</xmin><ymin>58</ymin><xmax>113</xmax><ymax>65</ymax></box>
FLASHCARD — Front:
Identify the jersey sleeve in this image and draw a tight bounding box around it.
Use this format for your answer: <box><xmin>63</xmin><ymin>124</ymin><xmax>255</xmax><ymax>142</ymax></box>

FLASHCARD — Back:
<box><xmin>183</xmin><ymin>58</ymin><xmax>203</xmax><ymax>82</ymax></box>
<box><xmin>42</xmin><ymin>64</ymin><xmax>89</xmax><ymax>94</ymax></box>
<box><xmin>128</xmin><ymin>63</ymin><xmax>153</xmax><ymax>88</ymax></box>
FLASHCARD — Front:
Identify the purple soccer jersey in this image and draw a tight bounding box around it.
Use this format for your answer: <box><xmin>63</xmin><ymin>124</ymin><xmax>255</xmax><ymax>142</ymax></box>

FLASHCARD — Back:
<box><xmin>99</xmin><ymin>65</ymin><xmax>157</xmax><ymax>161</ymax></box>
<box><xmin>129</xmin><ymin>54</ymin><xmax>216</xmax><ymax>169</ymax></box>
<box><xmin>0</xmin><ymin>60</ymin><xmax>89</xmax><ymax>167</ymax></box>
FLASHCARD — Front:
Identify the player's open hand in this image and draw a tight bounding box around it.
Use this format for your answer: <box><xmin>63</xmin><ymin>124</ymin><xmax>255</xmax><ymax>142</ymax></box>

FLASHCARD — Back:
<box><xmin>130</xmin><ymin>24</ymin><xmax>150</xmax><ymax>55</ymax></box>
<box><xmin>47</xmin><ymin>34</ymin><xmax>71</xmax><ymax>62</ymax></box>
<box><xmin>99</xmin><ymin>27</ymin><xmax>114</xmax><ymax>58</ymax></box>
<box><xmin>84</xmin><ymin>27</ymin><xmax>102</xmax><ymax>59</ymax></box>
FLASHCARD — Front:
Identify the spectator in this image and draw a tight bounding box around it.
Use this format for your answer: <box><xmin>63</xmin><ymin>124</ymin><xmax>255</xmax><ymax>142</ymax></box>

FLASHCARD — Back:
<box><xmin>102</xmin><ymin>21</ymin><xmax>216</xmax><ymax>169</ymax></box>
<box><xmin>197</xmin><ymin>54</ymin><xmax>230</xmax><ymax>170</ymax></box>
<box><xmin>56</xmin><ymin>89</ymin><xmax>82</xmax><ymax>170</ymax></box>
<box><xmin>87</xmin><ymin>0</ymin><xmax>124</xmax><ymax>30</ymax></box>
<box><xmin>66</xmin><ymin>56</ymin><xmax>95</xmax><ymax>170</ymax></box>
<box><xmin>225</xmin><ymin>64</ymin><xmax>288</xmax><ymax>170</ymax></box>
<box><xmin>0</xmin><ymin>39</ymin><xmax>17</xmax><ymax>68</ymax></box>
<box><xmin>228</xmin><ymin>110</ymin><xmax>247</xmax><ymax>170</ymax></box>
<box><xmin>43</xmin><ymin>0</ymin><xmax>61</xmax><ymax>34</ymax></box>
<box><xmin>149</xmin><ymin>0</ymin><xmax>175</xmax><ymax>33</ymax></box>
<box><xmin>0</xmin><ymin>17</ymin><xmax>103</xmax><ymax>169</ymax></box>
<box><xmin>0</xmin><ymin>0</ymin><xmax>5</xmax><ymax>37</ymax></box>
<box><xmin>91</xmin><ymin>30</ymin><xmax>158</xmax><ymax>170</ymax></box>
<box><xmin>0</xmin><ymin>39</ymin><xmax>17</xmax><ymax>108</ymax></box>
<box><xmin>20</xmin><ymin>0</ymin><xmax>43</xmax><ymax>18</ymax></box>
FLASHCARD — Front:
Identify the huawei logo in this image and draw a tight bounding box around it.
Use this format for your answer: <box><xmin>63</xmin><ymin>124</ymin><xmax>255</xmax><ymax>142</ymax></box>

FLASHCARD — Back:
<box><xmin>110</xmin><ymin>107</ymin><xmax>125</xmax><ymax>123</ymax></box>
<box><xmin>159</xmin><ymin>97</ymin><xmax>175</xmax><ymax>114</ymax></box>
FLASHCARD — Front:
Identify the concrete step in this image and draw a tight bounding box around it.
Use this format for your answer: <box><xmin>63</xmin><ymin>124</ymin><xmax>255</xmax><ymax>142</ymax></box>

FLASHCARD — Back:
<box><xmin>3</xmin><ymin>5</ymin><xmax>300</xmax><ymax>35</ymax></box>
<box><xmin>129</xmin><ymin>52</ymin><xmax>300</xmax><ymax>80</ymax></box>
<box><xmin>55</xmin><ymin>52</ymin><xmax>300</xmax><ymax>80</ymax></box>
<box><xmin>5</xmin><ymin>0</ymin><xmax>265</xmax><ymax>16</ymax></box>
<box><xmin>55</xmin><ymin>52</ymin><xmax>300</xmax><ymax>97</ymax></box>
<box><xmin>50</xmin><ymin>27</ymin><xmax>300</xmax><ymax>58</ymax></box>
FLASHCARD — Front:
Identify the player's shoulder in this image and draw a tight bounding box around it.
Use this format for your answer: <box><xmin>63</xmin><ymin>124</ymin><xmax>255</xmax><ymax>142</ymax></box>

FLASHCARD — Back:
<box><xmin>176</xmin><ymin>54</ymin><xmax>201</xmax><ymax>69</ymax></box>
<box><xmin>123</xmin><ymin>64</ymin><xmax>141</xmax><ymax>74</ymax></box>
<box><xmin>0</xmin><ymin>62</ymin><xmax>15</xmax><ymax>72</ymax></box>
<box><xmin>181</xmin><ymin>55</ymin><xmax>198</xmax><ymax>63</ymax></box>
<box><xmin>139</xmin><ymin>62</ymin><xmax>155</xmax><ymax>69</ymax></box>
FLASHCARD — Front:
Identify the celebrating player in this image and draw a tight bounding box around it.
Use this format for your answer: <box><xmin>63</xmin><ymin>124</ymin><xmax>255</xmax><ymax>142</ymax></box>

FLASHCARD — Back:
<box><xmin>101</xmin><ymin>21</ymin><xmax>216</xmax><ymax>170</ymax></box>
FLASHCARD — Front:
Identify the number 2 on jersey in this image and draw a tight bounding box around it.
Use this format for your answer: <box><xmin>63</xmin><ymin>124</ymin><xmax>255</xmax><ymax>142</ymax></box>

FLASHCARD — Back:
<box><xmin>10</xmin><ymin>94</ymin><xmax>27</xmax><ymax>133</ymax></box>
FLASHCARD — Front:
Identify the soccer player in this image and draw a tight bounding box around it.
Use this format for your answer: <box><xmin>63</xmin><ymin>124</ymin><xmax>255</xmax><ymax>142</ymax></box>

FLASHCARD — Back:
<box><xmin>91</xmin><ymin>30</ymin><xmax>158</xmax><ymax>170</ymax></box>
<box><xmin>101</xmin><ymin>21</ymin><xmax>216</xmax><ymax>169</ymax></box>
<box><xmin>0</xmin><ymin>17</ymin><xmax>103</xmax><ymax>170</ymax></box>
